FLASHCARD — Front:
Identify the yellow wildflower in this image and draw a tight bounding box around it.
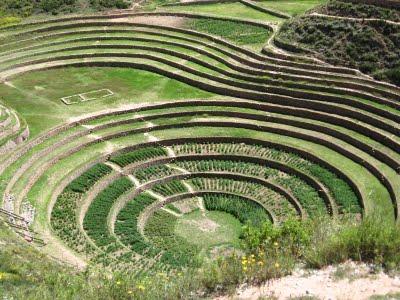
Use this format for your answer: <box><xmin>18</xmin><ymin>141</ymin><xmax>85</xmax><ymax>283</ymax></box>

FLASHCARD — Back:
<box><xmin>116</xmin><ymin>281</ymin><xmax>121</xmax><ymax>285</ymax></box>
<box><xmin>275</xmin><ymin>263</ymin><xmax>280</xmax><ymax>268</ymax></box>
<box><xmin>137</xmin><ymin>284</ymin><xmax>145</xmax><ymax>291</ymax></box>
<box><xmin>127</xmin><ymin>290</ymin><xmax>133</xmax><ymax>295</ymax></box>
<box><xmin>273</xmin><ymin>242</ymin><xmax>279</xmax><ymax>247</ymax></box>
<box><xmin>258</xmin><ymin>261</ymin><xmax>264</xmax><ymax>266</ymax></box>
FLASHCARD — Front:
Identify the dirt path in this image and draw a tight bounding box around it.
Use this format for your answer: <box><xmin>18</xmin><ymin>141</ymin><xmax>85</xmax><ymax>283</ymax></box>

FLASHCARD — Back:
<box><xmin>217</xmin><ymin>261</ymin><xmax>400</xmax><ymax>300</ymax></box>
<box><xmin>309</xmin><ymin>12</ymin><xmax>400</xmax><ymax>26</ymax></box>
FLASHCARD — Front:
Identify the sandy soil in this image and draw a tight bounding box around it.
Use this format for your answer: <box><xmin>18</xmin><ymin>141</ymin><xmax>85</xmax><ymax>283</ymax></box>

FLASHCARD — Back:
<box><xmin>217</xmin><ymin>261</ymin><xmax>400</xmax><ymax>300</ymax></box>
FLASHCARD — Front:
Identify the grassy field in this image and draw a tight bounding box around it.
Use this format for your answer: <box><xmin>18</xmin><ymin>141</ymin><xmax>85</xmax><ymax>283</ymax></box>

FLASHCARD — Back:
<box><xmin>0</xmin><ymin>68</ymin><xmax>216</xmax><ymax>136</ymax></box>
<box><xmin>256</xmin><ymin>0</ymin><xmax>328</xmax><ymax>16</ymax></box>
<box><xmin>162</xmin><ymin>2</ymin><xmax>283</xmax><ymax>22</ymax></box>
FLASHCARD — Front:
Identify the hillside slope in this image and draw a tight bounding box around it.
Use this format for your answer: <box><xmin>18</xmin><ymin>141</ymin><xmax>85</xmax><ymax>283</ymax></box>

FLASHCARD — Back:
<box><xmin>276</xmin><ymin>0</ymin><xmax>400</xmax><ymax>86</ymax></box>
<box><xmin>0</xmin><ymin>0</ymin><xmax>130</xmax><ymax>26</ymax></box>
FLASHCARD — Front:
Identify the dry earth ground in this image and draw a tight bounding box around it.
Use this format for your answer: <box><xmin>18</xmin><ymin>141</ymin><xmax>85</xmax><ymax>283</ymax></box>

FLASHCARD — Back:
<box><xmin>217</xmin><ymin>262</ymin><xmax>400</xmax><ymax>300</ymax></box>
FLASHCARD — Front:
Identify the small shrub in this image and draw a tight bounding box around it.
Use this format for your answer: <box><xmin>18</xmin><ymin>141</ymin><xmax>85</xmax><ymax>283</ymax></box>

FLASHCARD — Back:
<box><xmin>0</xmin><ymin>16</ymin><xmax>20</xmax><ymax>27</ymax></box>
<box><xmin>240</xmin><ymin>218</ymin><xmax>312</xmax><ymax>258</ymax></box>
<box><xmin>0</xmin><ymin>0</ymin><xmax>34</xmax><ymax>17</ymax></box>
<box><xmin>378</xmin><ymin>67</ymin><xmax>400</xmax><ymax>86</ymax></box>
<box><xmin>39</xmin><ymin>0</ymin><xmax>77</xmax><ymax>13</ymax></box>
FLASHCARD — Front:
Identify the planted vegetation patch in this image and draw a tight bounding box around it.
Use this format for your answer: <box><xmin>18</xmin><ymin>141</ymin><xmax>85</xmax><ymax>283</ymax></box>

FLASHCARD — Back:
<box><xmin>152</xmin><ymin>180</ymin><xmax>188</xmax><ymax>196</ymax></box>
<box><xmin>67</xmin><ymin>163</ymin><xmax>112</xmax><ymax>193</ymax></box>
<box><xmin>110</xmin><ymin>146</ymin><xmax>168</xmax><ymax>168</ymax></box>
<box><xmin>183</xmin><ymin>18</ymin><xmax>272</xmax><ymax>47</ymax></box>
<box><xmin>83</xmin><ymin>177</ymin><xmax>133</xmax><ymax>248</ymax></box>
<box><xmin>203</xmin><ymin>193</ymin><xmax>271</xmax><ymax>226</ymax></box>
<box><xmin>189</xmin><ymin>177</ymin><xmax>299</xmax><ymax>220</ymax></box>
<box><xmin>175</xmin><ymin>159</ymin><xmax>326</xmax><ymax>216</ymax></box>
<box><xmin>115</xmin><ymin>193</ymin><xmax>161</xmax><ymax>257</ymax></box>
<box><xmin>51</xmin><ymin>163</ymin><xmax>112</xmax><ymax>253</ymax></box>
<box><xmin>145</xmin><ymin>209</ymin><xmax>200</xmax><ymax>267</ymax></box>
<box><xmin>171</xmin><ymin>142</ymin><xmax>360</xmax><ymax>214</ymax></box>
<box><xmin>134</xmin><ymin>164</ymin><xmax>181</xmax><ymax>183</ymax></box>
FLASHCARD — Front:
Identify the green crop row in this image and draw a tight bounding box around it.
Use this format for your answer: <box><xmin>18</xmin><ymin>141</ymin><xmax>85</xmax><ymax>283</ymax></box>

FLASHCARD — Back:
<box><xmin>134</xmin><ymin>165</ymin><xmax>180</xmax><ymax>183</ymax></box>
<box><xmin>203</xmin><ymin>193</ymin><xmax>270</xmax><ymax>226</ymax></box>
<box><xmin>109</xmin><ymin>147</ymin><xmax>168</xmax><ymax>167</ymax></box>
<box><xmin>115</xmin><ymin>193</ymin><xmax>160</xmax><ymax>257</ymax></box>
<box><xmin>176</xmin><ymin>159</ymin><xmax>326</xmax><ymax>216</ymax></box>
<box><xmin>303</xmin><ymin>164</ymin><xmax>361</xmax><ymax>213</ymax></box>
<box><xmin>68</xmin><ymin>163</ymin><xmax>112</xmax><ymax>193</ymax></box>
<box><xmin>190</xmin><ymin>177</ymin><xmax>297</xmax><ymax>219</ymax></box>
<box><xmin>172</xmin><ymin>143</ymin><xmax>360</xmax><ymax>213</ymax></box>
<box><xmin>83</xmin><ymin>177</ymin><xmax>133</xmax><ymax>249</ymax></box>
<box><xmin>51</xmin><ymin>163</ymin><xmax>115</xmax><ymax>255</ymax></box>
<box><xmin>152</xmin><ymin>180</ymin><xmax>188</xmax><ymax>197</ymax></box>
<box><xmin>51</xmin><ymin>191</ymin><xmax>96</xmax><ymax>254</ymax></box>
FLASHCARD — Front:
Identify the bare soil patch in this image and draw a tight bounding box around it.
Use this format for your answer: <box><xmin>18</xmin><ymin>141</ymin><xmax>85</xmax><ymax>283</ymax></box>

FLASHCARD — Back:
<box><xmin>183</xmin><ymin>217</ymin><xmax>220</xmax><ymax>232</ymax></box>
<box><xmin>217</xmin><ymin>261</ymin><xmax>400</xmax><ymax>300</ymax></box>
<box><xmin>110</xmin><ymin>16</ymin><xmax>186</xmax><ymax>27</ymax></box>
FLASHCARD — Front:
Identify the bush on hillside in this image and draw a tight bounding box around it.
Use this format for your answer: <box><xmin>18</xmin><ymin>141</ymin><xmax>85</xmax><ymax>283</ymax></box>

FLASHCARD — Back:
<box><xmin>39</xmin><ymin>0</ymin><xmax>77</xmax><ymax>14</ymax></box>
<box><xmin>0</xmin><ymin>0</ymin><xmax>35</xmax><ymax>17</ymax></box>
<box><xmin>0</xmin><ymin>16</ymin><xmax>21</xmax><ymax>27</ymax></box>
<box><xmin>376</xmin><ymin>66</ymin><xmax>400</xmax><ymax>86</ymax></box>
<box><xmin>0</xmin><ymin>0</ymin><xmax>129</xmax><ymax>17</ymax></box>
<box><xmin>240</xmin><ymin>217</ymin><xmax>313</xmax><ymax>258</ymax></box>
<box><xmin>90</xmin><ymin>0</ymin><xmax>129</xmax><ymax>9</ymax></box>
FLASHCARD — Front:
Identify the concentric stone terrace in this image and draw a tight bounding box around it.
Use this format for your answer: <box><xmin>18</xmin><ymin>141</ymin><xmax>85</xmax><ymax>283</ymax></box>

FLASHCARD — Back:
<box><xmin>0</xmin><ymin>7</ymin><xmax>399</xmax><ymax>273</ymax></box>
<box><xmin>0</xmin><ymin>103</ymin><xmax>28</xmax><ymax>154</ymax></box>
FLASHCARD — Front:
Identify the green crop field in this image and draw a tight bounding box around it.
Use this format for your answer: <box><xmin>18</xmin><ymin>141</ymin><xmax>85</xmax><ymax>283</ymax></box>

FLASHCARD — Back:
<box><xmin>0</xmin><ymin>0</ymin><xmax>399</xmax><ymax>298</ymax></box>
